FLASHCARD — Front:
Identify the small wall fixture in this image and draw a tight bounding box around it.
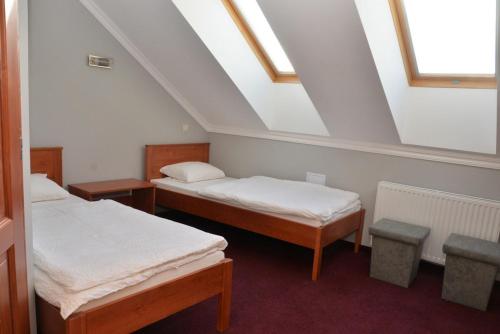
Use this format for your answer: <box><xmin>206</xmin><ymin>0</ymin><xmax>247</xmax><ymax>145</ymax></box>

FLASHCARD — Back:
<box><xmin>88</xmin><ymin>54</ymin><xmax>113</xmax><ymax>69</ymax></box>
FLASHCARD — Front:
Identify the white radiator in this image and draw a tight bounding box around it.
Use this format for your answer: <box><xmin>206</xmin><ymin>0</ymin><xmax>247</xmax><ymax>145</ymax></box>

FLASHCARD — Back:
<box><xmin>374</xmin><ymin>181</ymin><xmax>500</xmax><ymax>265</ymax></box>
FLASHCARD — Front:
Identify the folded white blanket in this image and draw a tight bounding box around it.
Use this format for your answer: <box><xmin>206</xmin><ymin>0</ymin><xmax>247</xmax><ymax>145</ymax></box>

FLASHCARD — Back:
<box><xmin>198</xmin><ymin>176</ymin><xmax>360</xmax><ymax>223</ymax></box>
<box><xmin>34</xmin><ymin>251</ymin><xmax>224</xmax><ymax>319</ymax></box>
<box><xmin>32</xmin><ymin>198</ymin><xmax>227</xmax><ymax>317</ymax></box>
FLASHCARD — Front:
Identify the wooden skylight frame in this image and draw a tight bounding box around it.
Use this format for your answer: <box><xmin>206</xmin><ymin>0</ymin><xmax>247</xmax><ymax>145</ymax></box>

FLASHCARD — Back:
<box><xmin>388</xmin><ymin>0</ymin><xmax>497</xmax><ymax>89</ymax></box>
<box><xmin>222</xmin><ymin>0</ymin><xmax>299</xmax><ymax>84</ymax></box>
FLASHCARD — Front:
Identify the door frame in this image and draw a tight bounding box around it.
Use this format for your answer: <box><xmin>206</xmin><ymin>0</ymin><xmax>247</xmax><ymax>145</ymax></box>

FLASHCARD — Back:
<box><xmin>0</xmin><ymin>0</ymin><xmax>30</xmax><ymax>332</ymax></box>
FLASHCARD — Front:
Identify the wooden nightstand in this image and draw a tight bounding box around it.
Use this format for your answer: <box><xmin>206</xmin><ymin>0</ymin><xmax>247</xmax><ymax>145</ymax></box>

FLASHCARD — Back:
<box><xmin>68</xmin><ymin>178</ymin><xmax>156</xmax><ymax>214</ymax></box>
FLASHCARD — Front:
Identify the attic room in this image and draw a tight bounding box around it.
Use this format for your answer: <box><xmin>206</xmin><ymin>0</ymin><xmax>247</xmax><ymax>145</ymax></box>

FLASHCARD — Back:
<box><xmin>1</xmin><ymin>0</ymin><xmax>500</xmax><ymax>333</ymax></box>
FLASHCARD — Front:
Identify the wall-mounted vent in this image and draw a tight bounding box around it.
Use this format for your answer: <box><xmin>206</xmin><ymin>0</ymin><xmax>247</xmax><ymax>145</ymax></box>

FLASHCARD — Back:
<box><xmin>88</xmin><ymin>55</ymin><xmax>113</xmax><ymax>69</ymax></box>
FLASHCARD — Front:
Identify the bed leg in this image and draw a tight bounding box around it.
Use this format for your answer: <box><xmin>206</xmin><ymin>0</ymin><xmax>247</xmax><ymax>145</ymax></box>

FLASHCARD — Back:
<box><xmin>217</xmin><ymin>260</ymin><xmax>233</xmax><ymax>333</ymax></box>
<box><xmin>66</xmin><ymin>313</ymin><xmax>86</xmax><ymax>334</ymax></box>
<box><xmin>312</xmin><ymin>246</ymin><xmax>323</xmax><ymax>281</ymax></box>
<box><xmin>312</xmin><ymin>228</ymin><xmax>324</xmax><ymax>281</ymax></box>
<box><xmin>354</xmin><ymin>209</ymin><xmax>366</xmax><ymax>254</ymax></box>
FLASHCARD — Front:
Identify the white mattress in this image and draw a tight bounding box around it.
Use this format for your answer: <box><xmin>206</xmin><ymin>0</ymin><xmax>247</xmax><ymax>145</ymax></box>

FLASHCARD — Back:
<box><xmin>152</xmin><ymin>177</ymin><xmax>361</xmax><ymax>227</ymax></box>
<box><xmin>32</xmin><ymin>195</ymin><xmax>227</xmax><ymax>318</ymax></box>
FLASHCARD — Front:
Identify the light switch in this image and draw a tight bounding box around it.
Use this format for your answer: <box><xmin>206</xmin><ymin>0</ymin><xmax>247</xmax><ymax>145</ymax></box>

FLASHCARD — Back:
<box><xmin>306</xmin><ymin>172</ymin><xmax>326</xmax><ymax>185</ymax></box>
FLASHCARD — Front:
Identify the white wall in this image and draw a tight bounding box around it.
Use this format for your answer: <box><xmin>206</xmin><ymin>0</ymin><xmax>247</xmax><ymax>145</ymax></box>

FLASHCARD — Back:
<box><xmin>403</xmin><ymin>88</ymin><xmax>497</xmax><ymax>153</ymax></box>
<box><xmin>209</xmin><ymin>133</ymin><xmax>500</xmax><ymax>245</ymax></box>
<box><xmin>29</xmin><ymin>0</ymin><xmax>208</xmax><ymax>185</ymax></box>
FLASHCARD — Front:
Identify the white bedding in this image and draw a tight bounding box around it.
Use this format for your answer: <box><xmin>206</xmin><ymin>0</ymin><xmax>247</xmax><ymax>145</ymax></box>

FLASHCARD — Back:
<box><xmin>198</xmin><ymin>176</ymin><xmax>360</xmax><ymax>223</ymax></box>
<box><xmin>35</xmin><ymin>251</ymin><xmax>225</xmax><ymax>313</ymax></box>
<box><xmin>32</xmin><ymin>196</ymin><xmax>227</xmax><ymax>318</ymax></box>
<box><xmin>153</xmin><ymin>176</ymin><xmax>361</xmax><ymax>226</ymax></box>
<box><xmin>154</xmin><ymin>176</ymin><xmax>236</xmax><ymax>193</ymax></box>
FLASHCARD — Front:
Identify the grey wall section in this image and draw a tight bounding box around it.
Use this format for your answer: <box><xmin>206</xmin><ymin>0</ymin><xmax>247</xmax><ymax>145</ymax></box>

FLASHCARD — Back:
<box><xmin>29</xmin><ymin>0</ymin><xmax>207</xmax><ymax>185</ymax></box>
<box><xmin>209</xmin><ymin>133</ymin><xmax>500</xmax><ymax>244</ymax></box>
<box><xmin>258</xmin><ymin>0</ymin><xmax>400</xmax><ymax>144</ymax></box>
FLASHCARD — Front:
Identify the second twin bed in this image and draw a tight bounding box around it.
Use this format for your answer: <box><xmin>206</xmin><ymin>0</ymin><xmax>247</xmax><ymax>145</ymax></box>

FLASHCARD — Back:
<box><xmin>146</xmin><ymin>143</ymin><xmax>365</xmax><ymax>281</ymax></box>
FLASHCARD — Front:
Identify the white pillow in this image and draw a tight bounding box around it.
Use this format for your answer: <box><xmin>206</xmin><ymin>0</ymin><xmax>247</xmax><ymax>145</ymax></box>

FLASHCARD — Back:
<box><xmin>31</xmin><ymin>174</ymin><xmax>70</xmax><ymax>202</ymax></box>
<box><xmin>160</xmin><ymin>162</ymin><xmax>225</xmax><ymax>183</ymax></box>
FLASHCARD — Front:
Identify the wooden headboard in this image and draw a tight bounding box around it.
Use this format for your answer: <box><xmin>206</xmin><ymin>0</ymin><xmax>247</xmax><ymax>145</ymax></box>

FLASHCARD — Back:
<box><xmin>145</xmin><ymin>143</ymin><xmax>209</xmax><ymax>181</ymax></box>
<box><xmin>30</xmin><ymin>147</ymin><xmax>63</xmax><ymax>185</ymax></box>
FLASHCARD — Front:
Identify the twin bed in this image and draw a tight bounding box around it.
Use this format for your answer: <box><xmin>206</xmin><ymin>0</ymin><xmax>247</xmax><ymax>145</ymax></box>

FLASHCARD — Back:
<box><xmin>31</xmin><ymin>148</ymin><xmax>233</xmax><ymax>334</ymax></box>
<box><xmin>145</xmin><ymin>143</ymin><xmax>365</xmax><ymax>281</ymax></box>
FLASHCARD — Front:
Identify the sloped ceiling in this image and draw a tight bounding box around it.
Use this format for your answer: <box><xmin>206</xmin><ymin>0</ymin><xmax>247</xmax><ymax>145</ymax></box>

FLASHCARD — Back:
<box><xmin>80</xmin><ymin>0</ymin><xmax>500</xmax><ymax>161</ymax></box>
<box><xmin>87</xmin><ymin>0</ymin><xmax>266</xmax><ymax>131</ymax></box>
<box><xmin>82</xmin><ymin>0</ymin><xmax>401</xmax><ymax>146</ymax></box>
<box><xmin>257</xmin><ymin>0</ymin><xmax>400</xmax><ymax>144</ymax></box>
<box><xmin>172</xmin><ymin>0</ymin><xmax>330</xmax><ymax>137</ymax></box>
<box><xmin>355</xmin><ymin>0</ymin><xmax>496</xmax><ymax>154</ymax></box>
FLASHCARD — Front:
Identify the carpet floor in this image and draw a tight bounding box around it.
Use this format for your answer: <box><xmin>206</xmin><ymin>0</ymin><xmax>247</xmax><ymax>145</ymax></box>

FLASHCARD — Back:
<box><xmin>135</xmin><ymin>211</ymin><xmax>500</xmax><ymax>334</ymax></box>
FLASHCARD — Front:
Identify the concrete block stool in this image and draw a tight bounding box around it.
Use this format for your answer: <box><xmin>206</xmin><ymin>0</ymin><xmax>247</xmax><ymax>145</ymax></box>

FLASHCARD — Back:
<box><xmin>369</xmin><ymin>219</ymin><xmax>430</xmax><ymax>288</ymax></box>
<box><xmin>442</xmin><ymin>234</ymin><xmax>500</xmax><ymax>311</ymax></box>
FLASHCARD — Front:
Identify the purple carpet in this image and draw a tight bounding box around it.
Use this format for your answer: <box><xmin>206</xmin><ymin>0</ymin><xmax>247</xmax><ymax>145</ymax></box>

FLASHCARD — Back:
<box><xmin>136</xmin><ymin>211</ymin><xmax>500</xmax><ymax>334</ymax></box>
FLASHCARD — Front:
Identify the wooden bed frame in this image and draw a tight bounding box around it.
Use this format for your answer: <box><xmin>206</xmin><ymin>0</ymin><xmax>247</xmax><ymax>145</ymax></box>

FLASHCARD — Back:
<box><xmin>31</xmin><ymin>147</ymin><xmax>233</xmax><ymax>334</ymax></box>
<box><xmin>145</xmin><ymin>143</ymin><xmax>365</xmax><ymax>281</ymax></box>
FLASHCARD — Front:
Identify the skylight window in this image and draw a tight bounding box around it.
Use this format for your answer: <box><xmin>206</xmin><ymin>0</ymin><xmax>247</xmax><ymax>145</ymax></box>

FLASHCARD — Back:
<box><xmin>389</xmin><ymin>0</ymin><xmax>497</xmax><ymax>88</ymax></box>
<box><xmin>222</xmin><ymin>0</ymin><xmax>299</xmax><ymax>83</ymax></box>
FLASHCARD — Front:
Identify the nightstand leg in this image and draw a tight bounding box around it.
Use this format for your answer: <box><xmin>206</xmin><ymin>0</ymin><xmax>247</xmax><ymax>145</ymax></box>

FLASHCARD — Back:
<box><xmin>132</xmin><ymin>188</ymin><xmax>155</xmax><ymax>214</ymax></box>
